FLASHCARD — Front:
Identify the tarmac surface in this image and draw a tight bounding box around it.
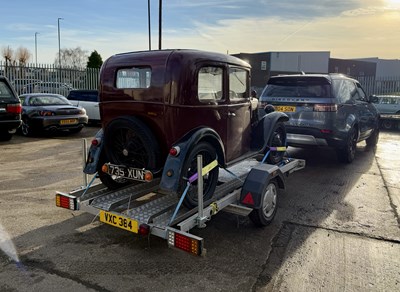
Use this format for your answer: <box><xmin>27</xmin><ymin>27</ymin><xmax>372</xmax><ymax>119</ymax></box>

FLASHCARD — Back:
<box><xmin>0</xmin><ymin>126</ymin><xmax>399</xmax><ymax>292</ymax></box>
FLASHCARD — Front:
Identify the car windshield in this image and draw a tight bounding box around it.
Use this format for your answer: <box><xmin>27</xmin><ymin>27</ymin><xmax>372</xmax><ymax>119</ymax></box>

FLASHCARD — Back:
<box><xmin>29</xmin><ymin>95</ymin><xmax>72</xmax><ymax>106</ymax></box>
<box><xmin>261</xmin><ymin>77</ymin><xmax>332</xmax><ymax>99</ymax></box>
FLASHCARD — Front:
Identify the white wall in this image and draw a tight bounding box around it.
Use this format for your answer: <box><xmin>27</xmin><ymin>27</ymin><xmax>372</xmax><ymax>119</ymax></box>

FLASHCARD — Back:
<box><xmin>270</xmin><ymin>52</ymin><xmax>330</xmax><ymax>73</ymax></box>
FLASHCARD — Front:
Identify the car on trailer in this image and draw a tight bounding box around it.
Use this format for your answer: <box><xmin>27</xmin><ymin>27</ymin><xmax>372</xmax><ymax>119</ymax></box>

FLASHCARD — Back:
<box><xmin>84</xmin><ymin>49</ymin><xmax>289</xmax><ymax>209</ymax></box>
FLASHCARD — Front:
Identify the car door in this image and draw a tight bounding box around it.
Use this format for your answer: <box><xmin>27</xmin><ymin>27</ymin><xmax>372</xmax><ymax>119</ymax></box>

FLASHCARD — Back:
<box><xmin>354</xmin><ymin>82</ymin><xmax>377</xmax><ymax>139</ymax></box>
<box><xmin>225</xmin><ymin>67</ymin><xmax>252</xmax><ymax>162</ymax></box>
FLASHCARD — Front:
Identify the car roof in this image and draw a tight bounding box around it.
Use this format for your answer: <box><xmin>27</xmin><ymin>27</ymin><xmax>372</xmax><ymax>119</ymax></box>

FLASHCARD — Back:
<box><xmin>269</xmin><ymin>73</ymin><xmax>358</xmax><ymax>83</ymax></box>
<box><xmin>19</xmin><ymin>93</ymin><xmax>66</xmax><ymax>98</ymax></box>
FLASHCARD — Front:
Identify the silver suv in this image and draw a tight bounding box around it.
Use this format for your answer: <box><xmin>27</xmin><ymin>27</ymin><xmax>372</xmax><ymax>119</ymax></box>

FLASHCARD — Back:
<box><xmin>259</xmin><ymin>73</ymin><xmax>380</xmax><ymax>163</ymax></box>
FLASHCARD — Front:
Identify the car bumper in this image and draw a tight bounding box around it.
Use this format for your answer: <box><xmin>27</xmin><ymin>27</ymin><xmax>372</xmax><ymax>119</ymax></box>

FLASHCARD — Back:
<box><xmin>30</xmin><ymin>115</ymin><xmax>88</xmax><ymax>131</ymax></box>
<box><xmin>0</xmin><ymin>120</ymin><xmax>22</xmax><ymax>132</ymax></box>
<box><xmin>286</xmin><ymin>126</ymin><xmax>347</xmax><ymax>148</ymax></box>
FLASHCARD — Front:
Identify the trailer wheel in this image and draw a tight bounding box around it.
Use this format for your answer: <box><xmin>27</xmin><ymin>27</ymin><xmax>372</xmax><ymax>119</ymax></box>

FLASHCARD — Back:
<box><xmin>180</xmin><ymin>142</ymin><xmax>219</xmax><ymax>209</ymax></box>
<box><xmin>102</xmin><ymin>117</ymin><xmax>161</xmax><ymax>189</ymax></box>
<box><xmin>249</xmin><ymin>179</ymin><xmax>278</xmax><ymax>226</ymax></box>
<box><xmin>265</xmin><ymin>122</ymin><xmax>286</xmax><ymax>164</ymax></box>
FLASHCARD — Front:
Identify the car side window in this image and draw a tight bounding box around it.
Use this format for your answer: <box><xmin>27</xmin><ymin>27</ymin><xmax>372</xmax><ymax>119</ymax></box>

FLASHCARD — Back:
<box><xmin>333</xmin><ymin>79</ymin><xmax>351</xmax><ymax>103</ymax></box>
<box><xmin>116</xmin><ymin>67</ymin><xmax>151</xmax><ymax>89</ymax></box>
<box><xmin>198</xmin><ymin>66</ymin><xmax>223</xmax><ymax>103</ymax></box>
<box><xmin>229</xmin><ymin>67</ymin><xmax>248</xmax><ymax>101</ymax></box>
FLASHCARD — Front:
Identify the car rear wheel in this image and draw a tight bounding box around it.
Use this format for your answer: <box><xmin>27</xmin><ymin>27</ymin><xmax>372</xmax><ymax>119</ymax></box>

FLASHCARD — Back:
<box><xmin>381</xmin><ymin>120</ymin><xmax>394</xmax><ymax>130</ymax></box>
<box><xmin>20</xmin><ymin>118</ymin><xmax>34</xmax><ymax>137</ymax></box>
<box><xmin>337</xmin><ymin>127</ymin><xmax>357</xmax><ymax>163</ymax></box>
<box><xmin>179</xmin><ymin>142</ymin><xmax>219</xmax><ymax>209</ymax></box>
<box><xmin>102</xmin><ymin>117</ymin><xmax>161</xmax><ymax>189</ymax></box>
<box><xmin>265</xmin><ymin>122</ymin><xmax>286</xmax><ymax>164</ymax></box>
<box><xmin>366</xmin><ymin>126</ymin><xmax>379</xmax><ymax>147</ymax></box>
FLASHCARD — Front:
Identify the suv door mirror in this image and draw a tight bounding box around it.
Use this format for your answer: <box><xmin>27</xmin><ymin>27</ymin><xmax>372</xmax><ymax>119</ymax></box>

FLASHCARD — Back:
<box><xmin>369</xmin><ymin>95</ymin><xmax>378</xmax><ymax>103</ymax></box>
<box><xmin>251</xmin><ymin>90</ymin><xmax>258</xmax><ymax>99</ymax></box>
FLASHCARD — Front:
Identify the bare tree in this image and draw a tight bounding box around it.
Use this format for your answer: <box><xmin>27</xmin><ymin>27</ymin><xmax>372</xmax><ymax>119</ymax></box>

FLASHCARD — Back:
<box><xmin>15</xmin><ymin>46</ymin><xmax>31</xmax><ymax>66</ymax></box>
<box><xmin>55</xmin><ymin>47</ymin><xmax>88</xmax><ymax>68</ymax></box>
<box><xmin>1</xmin><ymin>46</ymin><xmax>14</xmax><ymax>65</ymax></box>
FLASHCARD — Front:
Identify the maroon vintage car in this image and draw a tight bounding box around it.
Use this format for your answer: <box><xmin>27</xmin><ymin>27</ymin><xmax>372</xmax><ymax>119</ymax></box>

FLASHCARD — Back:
<box><xmin>85</xmin><ymin>49</ymin><xmax>288</xmax><ymax>208</ymax></box>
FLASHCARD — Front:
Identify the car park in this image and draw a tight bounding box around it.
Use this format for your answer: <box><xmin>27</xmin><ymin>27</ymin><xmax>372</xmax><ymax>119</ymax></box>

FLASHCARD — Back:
<box><xmin>84</xmin><ymin>49</ymin><xmax>289</xmax><ymax>208</ymax></box>
<box><xmin>18</xmin><ymin>93</ymin><xmax>88</xmax><ymax>136</ymax></box>
<box><xmin>259</xmin><ymin>73</ymin><xmax>380</xmax><ymax>163</ymax></box>
<box><xmin>67</xmin><ymin>90</ymin><xmax>100</xmax><ymax>122</ymax></box>
<box><xmin>0</xmin><ymin>76</ymin><xmax>22</xmax><ymax>141</ymax></box>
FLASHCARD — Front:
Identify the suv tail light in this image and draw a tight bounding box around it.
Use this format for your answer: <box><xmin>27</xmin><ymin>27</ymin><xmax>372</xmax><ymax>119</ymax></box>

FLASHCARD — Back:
<box><xmin>314</xmin><ymin>104</ymin><xmax>337</xmax><ymax>112</ymax></box>
<box><xmin>6</xmin><ymin>104</ymin><xmax>22</xmax><ymax>114</ymax></box>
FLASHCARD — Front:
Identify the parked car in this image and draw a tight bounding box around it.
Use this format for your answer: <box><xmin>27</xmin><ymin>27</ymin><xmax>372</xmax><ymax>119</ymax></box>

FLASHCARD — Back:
<box><xmin>23</xmin><ymin>81</ymin><xmax>75</xmax><ymax>96</ymax></box>
<box><xmin>11</xmin><ymin>78</ymin><xmax>40</xmax><ymax>94</ymax></box>
<box><xmin>18</xmin><ymin>93</ymin><xmax>88</xmax><ymax>136</ymax></box>
<box><xmin>259</xmin><ymin>73</ymin><xmax>380</xmax><ymax>163</ymax></box>
<box><xmin>370</xmin><ymin>95</ymin><xmax>400</xmax><ymax>115</ymax></box>
<box><xmin>84</xmin><ymin>49</ymin><xmax>288</xmax><ymax>209</ymax></box>
<box><xmin>0</xmin><ymin>76</ymin><xmax>22</xmax><ymax>141</ymax></box>
<box><xmin>67</xmin><ymin>90</ymin><xmax>100</xmax><ymax>122</ymax></box>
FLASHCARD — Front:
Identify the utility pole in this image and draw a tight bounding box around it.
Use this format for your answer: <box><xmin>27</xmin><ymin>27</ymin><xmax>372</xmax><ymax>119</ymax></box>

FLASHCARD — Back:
<box><xmin>58</xmin><ymin>17</ymin><xmax>63</xmax><ymax>68</ymax></box>
<box><xmin>158</xmin><ymin>0</ymin><xmax>162</xmax><ymax>50</ymax></box>
<box><xmin>148</xmin><ymin>0</ymin><xmax>151</xmax><ymax>50</ymax></box>
<box><xmin>35</xmin><ymin>32</ymin><xmax>39</xmax><ymax>66</ymax></box>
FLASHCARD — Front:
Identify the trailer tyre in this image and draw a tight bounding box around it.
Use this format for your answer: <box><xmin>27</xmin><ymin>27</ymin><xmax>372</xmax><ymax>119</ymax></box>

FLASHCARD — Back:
<box><xmin>249</xmin><ymin>179</ymin><xmax>278</xmax><ymax>226</ymax></box>
<box><xmin>179</xmin><ymin>142</ymin><xmax>219</xmax><ymax>209</ymax></box>
<box><xmin>265</xmin><ymin>122</ymin><xmax>286</xmax><ymax>164</ymax></box>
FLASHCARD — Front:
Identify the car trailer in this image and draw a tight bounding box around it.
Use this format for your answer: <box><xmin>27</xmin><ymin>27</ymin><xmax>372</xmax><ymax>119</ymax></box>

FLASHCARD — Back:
<box><xmin>56</xmin><ymin>147</ymin><xmax>305</xmax><ymax>256</ymax></box>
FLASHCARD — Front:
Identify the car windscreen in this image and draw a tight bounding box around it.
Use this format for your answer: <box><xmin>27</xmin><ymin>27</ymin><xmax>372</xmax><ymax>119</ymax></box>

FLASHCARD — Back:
<box><xmin>0</xmin><ymin>81</ymin><xmax>17</xmax><ymax>103</ymax></box>
<box><xmin>29</xmin><ymin>95</ymin><xmax>72</xmax><ymax>106</ymax></box>
<box><xmin>261</xmin><ymin>76</ymin><xmax>332</xmax><ymax>99</ymax></box>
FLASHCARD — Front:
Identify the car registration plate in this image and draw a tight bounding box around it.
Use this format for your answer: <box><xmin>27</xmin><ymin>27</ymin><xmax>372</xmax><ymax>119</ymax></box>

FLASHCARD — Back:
<box><xmin>60</xmin><ymin>119</ymin><xmax>78</xmax><ymax>125</ymax></box>
<box><xmin>99</xmin><ymin>211</ymin><xmax>138</xmax><ymax>233</ymax></box>
<box><xmin>275</xmin><ymin>105</ymin><xmax>296</xmax><ymax>112</ymax></box>
<box><xmin>105</xmin><ymin>163</ymin><xmax>151</xmax><ymax>182</ymax></box>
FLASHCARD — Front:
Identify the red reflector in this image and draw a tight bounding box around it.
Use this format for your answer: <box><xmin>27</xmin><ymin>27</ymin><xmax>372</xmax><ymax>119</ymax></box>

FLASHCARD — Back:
<box><xmin>242</xmin><ymin>192</ymin><xmax>255</xmax><ymax>205</ymax></box>
<box><xmin>314</xmin><ymin>104</ymin><xmax>337</xmax><ymax>112</ymax></box>
<box><xmin>138</xmin><ymin>224</ymin><xmax>150</xmax><ymax>236</ymax></box>
<box><xmin>91</xmin><ymin>138</ymin><xmax>100</xmax><ymax>146</ymax></box>
<box><xmin>320</xmin><ymin>129</ymin><xmax>333</xmax><ymax>134</ymax></box>
<box><xmin>6</xmin><ymin>104</ymin><xmax>22</xmax><ymax>114</ymax></box>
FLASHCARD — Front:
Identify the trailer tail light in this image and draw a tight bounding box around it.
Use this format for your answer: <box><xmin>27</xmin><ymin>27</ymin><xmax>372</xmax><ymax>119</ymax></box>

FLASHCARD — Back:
<box><xmin>314</xmin><ymin>104</ymin><xmax>337</xmax><ymax>112</ymax></box>
<box><xmin>138</xmin><ymin>224</ymin><xmax>150</xmax><ymax>236</ymax></box>
<box><xmin>55</xmin><ymin>192</ymin><xmax>78</xmax><ymax>210</ymax></box>
<box><xmin>169</xmin><ymin>146</ymin><xmax>180</xmax><ymax>156</ymax></box>
<box><xmin>167</xmin><ymin>229</ymin><xmax>203</xmax><ymax>256</ymax></box>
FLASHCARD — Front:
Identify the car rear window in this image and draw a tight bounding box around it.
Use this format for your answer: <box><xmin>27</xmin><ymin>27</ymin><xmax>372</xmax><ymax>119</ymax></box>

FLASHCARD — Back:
<box><xmin>261</xmin><ymin>76</ymin><xmax>332</xmax><ymax>98</ymax></box>
<box><xmin>0</xmin><ymin>81</ymin><xmax>17</xmax><ymax>103</ymax></box>
<box><xmin>116</xmin><ymin>67</ymin><xmax>151</xmax><ymax>89</ymax></box>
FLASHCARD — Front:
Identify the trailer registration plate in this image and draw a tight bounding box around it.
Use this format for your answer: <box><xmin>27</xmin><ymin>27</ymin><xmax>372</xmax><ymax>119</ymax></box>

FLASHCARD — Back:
<box><xmin>99</xmin><ymin>211</ymin><xmax>138</xmax><ymax>233</ymax></box>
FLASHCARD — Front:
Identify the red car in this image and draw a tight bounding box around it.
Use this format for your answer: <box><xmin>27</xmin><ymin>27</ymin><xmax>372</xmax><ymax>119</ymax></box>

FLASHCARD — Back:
<box><xmin>85</xmin><ymin>49</ymin><xmax>288</xmax><ymax>208</ymax></box>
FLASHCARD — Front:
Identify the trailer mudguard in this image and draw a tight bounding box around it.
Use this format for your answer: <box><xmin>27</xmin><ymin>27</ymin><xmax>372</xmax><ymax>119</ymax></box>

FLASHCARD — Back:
<box><xmin>159</xmin><ymin>127</ymin><xmax>225</xmax><ymax>194</ymax></box>
<box><xmin>83</xmin><ymin>129</ymin><xmax>104</xmax><ymax>174</ymax></box>
<box><xmin>240</xmin><ymin>163</ymin><xmax>286</xmax><ymax>209</ymax></box>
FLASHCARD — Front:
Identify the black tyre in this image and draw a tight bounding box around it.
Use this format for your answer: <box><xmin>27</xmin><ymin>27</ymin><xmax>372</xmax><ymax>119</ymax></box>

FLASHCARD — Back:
<box><xmin>20</xmin><ymin>117</ymin><xmax>34</xmax><ymax>137</ymax></box>
<box><xmin>179</xmin><ymin>142</ymin><xmax>219</xmax><ymax>209</ymax></box>
<box><xmin>69</xmin><ymin>127</ymin><xmax>83</xmax><ymax>134</ymax></box>
<box><xmin>0</xmin><ymin>130</ymin><xmax>13</xmax><ymax>141</ymax></box>
<box><xmin>366</xmin><ymin>126</ymin><xmax>379</xmax><ymax>147</ymax></box>
<box><xmin>337</xmin><ymin>127</ymin><xmax>357</xmax><ymax>163</ymax></box>
<box><xmin>381</xmin><ymin>120</ymin><xmax>393</xmax><ymax>130</ymax></box>
<box><xmin>249</xmin><ymin>179</ymin><xmax>278</xmax><ymax>226</ymax></box>
<box><xmin>265</xmin><ymin>122</ymin><xmax>286</xmax><ymax>164</ymax></box>
<box><xmin>102</xmin><ymin>117</ymin><xmax>161</xmax><ymax>189</ymax></box>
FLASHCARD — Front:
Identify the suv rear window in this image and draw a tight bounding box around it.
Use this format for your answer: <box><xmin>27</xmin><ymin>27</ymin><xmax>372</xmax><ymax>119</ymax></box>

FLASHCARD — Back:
<box><xmin>0</xmin><ymin>81</ymin><xmax>16</xmax><ymax>102</ymax></box>
<box><xmin>262</xmin><ymin>76</ymin><xmax>332</xmax><ymax>98</ymax></box>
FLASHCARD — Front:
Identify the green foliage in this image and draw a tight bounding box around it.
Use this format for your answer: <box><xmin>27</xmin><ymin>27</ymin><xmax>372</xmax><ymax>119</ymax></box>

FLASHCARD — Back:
<box><xmin>87</xmin><ymin>50</ymin><xmax>103</xmax><ymax>68</ymax></box>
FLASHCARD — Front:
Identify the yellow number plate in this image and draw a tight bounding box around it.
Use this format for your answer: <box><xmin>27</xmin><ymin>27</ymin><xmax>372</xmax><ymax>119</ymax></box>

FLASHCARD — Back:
<box><xmin>275</xmin><ymin>106</ymin><xmax>296</xmax><ymax>112</ymax></box>
<box><xmin>99</xmin><ymin>211</ymin><xmax>138</xmax><ymax>233</ymax></box>
<box><xmin>60</xmin><ymin>119</ymin><xmax>78</xmax><ymax>125</ymax></box>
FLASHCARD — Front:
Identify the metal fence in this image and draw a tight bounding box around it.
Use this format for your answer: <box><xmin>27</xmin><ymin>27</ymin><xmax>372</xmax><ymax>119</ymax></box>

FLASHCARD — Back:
<box><xmin>0</xmin><ymin>62</ymin><xmax>100</xmax><ymax>95</ymax></box>
<box><xmin>355</xmin><ymin>75</ymin><xmax>400</xmax><ymax>97</ymax></box>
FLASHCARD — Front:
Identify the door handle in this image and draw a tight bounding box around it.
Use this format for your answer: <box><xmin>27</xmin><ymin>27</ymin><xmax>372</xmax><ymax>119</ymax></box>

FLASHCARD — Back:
<box><xmin>228</xmin><ymin>112</ymin><xmax>236</xmax><ymax>117</ymax></box>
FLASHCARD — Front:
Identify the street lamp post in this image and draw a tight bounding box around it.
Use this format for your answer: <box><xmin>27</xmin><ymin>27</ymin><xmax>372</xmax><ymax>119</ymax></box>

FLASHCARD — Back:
<box><xmin>35</xmin><ymin>32</ymin><xmax>39</xmax><ymax>66</ymax></box>
<box><xmin>57</xmin><ymin>18</ymin><xmax>63</xmax><ymax>68</ymax></box>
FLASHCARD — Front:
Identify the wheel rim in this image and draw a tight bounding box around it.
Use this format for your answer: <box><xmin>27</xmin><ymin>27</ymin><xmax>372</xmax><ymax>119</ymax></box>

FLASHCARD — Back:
<box><xmin>348</xmin><ymin>129</ymin><xmax>357</xmax><ymax>160</ymax></box>
<box><xmin>21</xmin><ymin>119</ymin><xmax>29</xmax><ymax>136</ymax></box>
<box><xmin>263</xmin><ymin>183</ymin><xmax>277</xmax><ymax>218</ymax></box>
<box><xmin>108</xmin><ymin>127</ymin><xmax>149</xmax><ymax>168</ymax></box>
